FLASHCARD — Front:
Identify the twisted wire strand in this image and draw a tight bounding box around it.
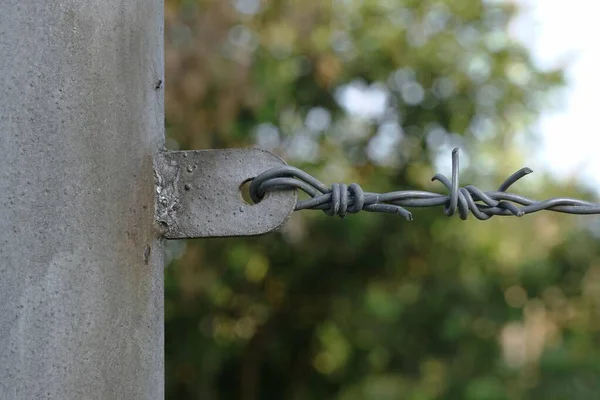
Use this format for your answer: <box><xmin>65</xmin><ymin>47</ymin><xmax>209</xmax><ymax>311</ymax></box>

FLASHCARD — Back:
<box><xmin>248</xmin><ymin>148</ymin><xmax>600</xmax><ymax>221</ymax></box>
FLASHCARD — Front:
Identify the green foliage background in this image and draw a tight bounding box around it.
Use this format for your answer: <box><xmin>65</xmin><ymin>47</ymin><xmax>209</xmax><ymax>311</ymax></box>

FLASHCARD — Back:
<box><xmin>164</xmin><ymin>0</ymin><xmax>600</xmax><ymax>398</ymax></box>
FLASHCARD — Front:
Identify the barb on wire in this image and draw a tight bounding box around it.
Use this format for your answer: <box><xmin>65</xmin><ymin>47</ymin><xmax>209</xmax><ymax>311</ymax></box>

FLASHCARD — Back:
<box><xmin>249</xmin><ymin>148</ymin><xmax>600</xmax><ymax>221</ymax></box>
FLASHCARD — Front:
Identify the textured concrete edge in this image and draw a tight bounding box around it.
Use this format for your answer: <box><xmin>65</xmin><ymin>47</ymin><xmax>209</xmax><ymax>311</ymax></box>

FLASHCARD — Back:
<box><xmin>154</xmin><ymin>149</ymin><xmax>180</xmax><ymax>236</ymax></box>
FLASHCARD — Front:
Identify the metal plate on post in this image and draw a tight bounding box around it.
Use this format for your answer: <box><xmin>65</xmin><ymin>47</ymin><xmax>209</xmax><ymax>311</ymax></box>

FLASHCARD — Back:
<box><xmin>155</xmin><ymin>148</ymin><xmax>297</xmax><ymax>238</ymax></box>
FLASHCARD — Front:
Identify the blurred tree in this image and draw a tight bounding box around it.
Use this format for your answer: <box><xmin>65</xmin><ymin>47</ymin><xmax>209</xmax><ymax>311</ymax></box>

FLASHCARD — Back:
<box><xmin>164</xmin><ymin>0</ymin><xmax>600</xmax><ymax>399</ymax></box>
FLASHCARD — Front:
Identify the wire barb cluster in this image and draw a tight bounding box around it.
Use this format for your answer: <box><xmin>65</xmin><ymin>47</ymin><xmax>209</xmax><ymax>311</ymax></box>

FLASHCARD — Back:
<box><xmin>249</xmin><ymin>148</ymin><xmax>600</xmax><ymax>221</ymax></box>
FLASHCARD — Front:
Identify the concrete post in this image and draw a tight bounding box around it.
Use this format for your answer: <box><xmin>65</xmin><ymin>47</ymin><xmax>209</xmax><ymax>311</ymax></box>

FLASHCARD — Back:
<box><xmin>0</xmin><ymin>1</ymin><xmax>164</xmax><ymax>398</ymax></box>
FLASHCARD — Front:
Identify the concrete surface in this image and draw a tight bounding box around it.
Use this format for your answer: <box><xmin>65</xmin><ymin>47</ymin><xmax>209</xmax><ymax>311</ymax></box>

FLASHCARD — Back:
<box><xmin>0</xmin><ymin>0</ymin><xmax>165</xmax><ymax>398</ymax></box>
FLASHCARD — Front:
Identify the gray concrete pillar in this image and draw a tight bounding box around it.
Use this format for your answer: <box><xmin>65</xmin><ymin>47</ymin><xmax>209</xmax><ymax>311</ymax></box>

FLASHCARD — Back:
<box><xmin>0</xmin><ymin>0</ymin><xmax>164</xmax><ymax>398</ymax></box>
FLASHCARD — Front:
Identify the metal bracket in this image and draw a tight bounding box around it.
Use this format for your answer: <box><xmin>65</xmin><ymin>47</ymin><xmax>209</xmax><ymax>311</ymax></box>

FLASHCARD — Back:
<box><xmin>154</xmin><ymin>148</ymin><xmax>297</xmax><ymax>239</ymax></box>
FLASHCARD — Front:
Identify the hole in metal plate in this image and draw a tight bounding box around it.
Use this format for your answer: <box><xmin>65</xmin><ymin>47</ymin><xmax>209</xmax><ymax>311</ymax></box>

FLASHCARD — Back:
<box><xmin>239</xmin><ymin>178</ymin><xmax>257</xmax><ymax>205</ymax></box>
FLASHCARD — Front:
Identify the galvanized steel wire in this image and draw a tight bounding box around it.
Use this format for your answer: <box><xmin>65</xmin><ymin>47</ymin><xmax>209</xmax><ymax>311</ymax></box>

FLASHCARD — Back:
<box><xmin>249</xmin><ymin>148</ymin><xmax>600</xmax><ymax>221</ymax></box>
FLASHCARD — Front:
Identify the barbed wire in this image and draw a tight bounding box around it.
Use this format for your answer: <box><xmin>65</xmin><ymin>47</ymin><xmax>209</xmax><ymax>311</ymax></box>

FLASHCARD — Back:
<box><xmin>249</xmin><ymin>148</ymin><xmax>600</xmax><ymax>221</ymax></box>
